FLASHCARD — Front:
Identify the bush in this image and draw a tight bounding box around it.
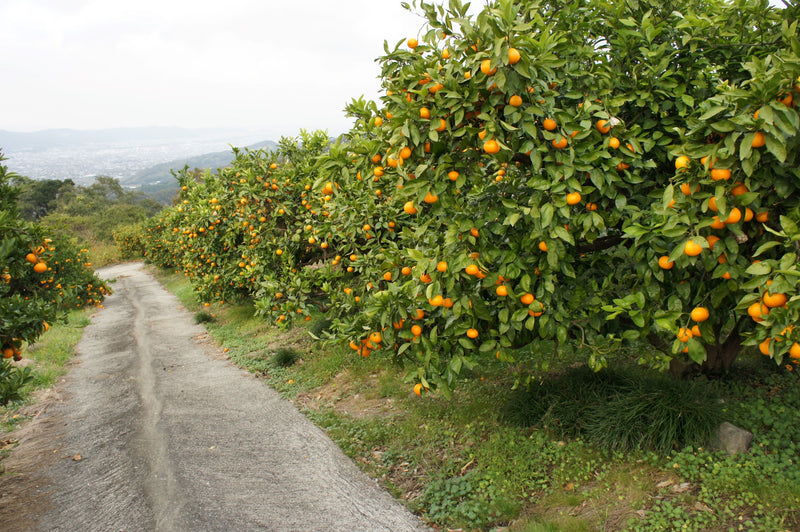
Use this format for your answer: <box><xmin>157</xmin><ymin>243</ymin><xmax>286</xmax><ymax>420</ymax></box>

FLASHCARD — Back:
<box><xmin>271</xmin><ymin>347</ymin><xmax>299</xmax><ymax>368</ymax></box>
<box><xmin>503</xmin><ymin>366</ymin><xmax>723</xmax><ymax>454</ymax></box>
<box><xmin>0</xmin><ymin>360</ymin><xmax>34</xmax><ymax>406</ymax></box>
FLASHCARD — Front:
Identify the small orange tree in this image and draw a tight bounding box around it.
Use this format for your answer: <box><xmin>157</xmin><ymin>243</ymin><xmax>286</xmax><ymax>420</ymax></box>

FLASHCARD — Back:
<box><xmin>1</xmin><ymin>153</ymin><xmax>109</xmax><ymax>362</ymax></box>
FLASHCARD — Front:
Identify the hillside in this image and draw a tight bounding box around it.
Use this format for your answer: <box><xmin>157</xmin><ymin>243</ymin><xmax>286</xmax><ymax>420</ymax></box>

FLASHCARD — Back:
<box><xmin>122</xmin><ymin>140</ymin><xmax>278</xmax><ymax>188</ymax></box>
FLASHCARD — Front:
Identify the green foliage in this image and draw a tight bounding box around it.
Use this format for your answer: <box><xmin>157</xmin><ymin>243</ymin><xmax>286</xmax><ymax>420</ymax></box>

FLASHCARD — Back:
<box><xmin>503</xmin><ymin>366</ymin><xmax>723</xmax><ymax>454</ymax></box>
<box><xmin>132</xmin><ymin>0</ymin><xmax>800</xmax><ymax>393</ymax></box>
<box><xmin>270</xmin><ymin>347</ymin><xmax>299</xmax><ymax>368</ymax></box>
<box><xmin>193</xmin><ymin>311</ymin><xmax>215</xmax><ymax>324</ymax></box>
<box><xmin>113</xmin><ymin>223</ymin><xmax>146</xmax><ymax>259</ymax></box>
<box><xmin>0</xmin><ymin>360</ymin><xmax>34</xmax><ymax>406</ymax></box>
<box><xmin>0</xmin><ymin>152</ymin><xmax>109</xmax><ymax>365</ymax></box>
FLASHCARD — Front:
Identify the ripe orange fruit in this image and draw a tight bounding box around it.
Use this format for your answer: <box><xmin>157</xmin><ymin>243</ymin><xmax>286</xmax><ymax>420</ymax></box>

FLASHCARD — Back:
<box><xmin>370</xmin><ymin>332</ymin><xmax>382</xmax><ymax>345</ymax></box>
<box><xmin>509</xmin><ymin>95</ymin><xmax>523</xmax><ymax>107</ymax></box>
<box><xmin>413</xmin><ymin>309</ymin><xmax>425</xmax><ymax>320</ymax></box>
<box><xmin>420</xmin><ymin>273</ymin><xmax>432</xmax><ymax>283</ymax></box>
<box><xmin>448</xmin><ymin>170</ymin><xmax>460</xmax><ymax>181</ymax></box>
<box><xmin>675</xmin><ymin>156</ymin><xmax>691</xmax><ymax>170</ymax></box>
<box><xmin>690</xmin><ymin>307</ymin><xmax>710</xmax><ymax>322</ymax></box>
<box><xmin>759</xmin><ymin>337</ymin><xmax>772</xmax><ymax>356</ymax></box>
<box><xmin>401</xmin><ymin>266</ymin><xmax>412</xmax><ymax>276</ymax></box>
<box><xmin>566</xmin><ymin>191</ymin><xmax>582</xmax><ymax>205</ymax></box>
<box><xmin>724</xmin><ymin>208</ymin><xmax>742</xmax><ymax>224</ymax></box>
<box><xmin>755</xmin><ymin>211</ymin><xmax>769</xmax><ymax>223</ymax></box>
<box><xmin>677</xmin><ymin>327</ymin><xmax>693</xmax><ymax>342</ymax></box>
<box><xmin>33</xmin><ymin>262</ymin><xmax>48</xmax><ymax>273</ymax></box>
<box><xmin>658</xmin><ymin>256</ymin><xmax>674</xmax><ymax>269</ymax></box>
<box><xmin>423</xmin><ymin>191</ymin><xmax>438</xmax><ymax>204</ymax></box>
<box><xmin>414</xmin><ymin>383</ymin><xmax>424</xmax><ymax>395</ymax></box>
<box><xmin>731</xmin><ymin>183</ymin><xmax>748</xmax><ymax>196</ymax></box>
<box><xmin>480</xmin><ymin>59</ymin><xmax>497</xmax><ymax>75</ymax></box>
<box><xmin>404</xmin><ymin>201</ymin><xmax>418</xmax><ymax>214</ymax></box>
<box><xmin>276</xmin><ymin>249</ymin><xmax>283</xmax><ymax>255</ymax></box>
<box><xmin>496</xmin><ymin>285</ymin><xmax>508</xmax><ymax>297</ymax></box>
<box><xmin>466</xmin><ymin>328</ymin><xmax>479</xmax><ymax>339</ymax></box>
<box><xmin>706</xmin><ymin>235</ymin><xmax>720</xmax><ymax>250</ymax></box>
<box><xmin>752</xmin><ymin>131</ymin><xmax>766</xmax><ymax>148</ymax></box>
<box><xmin>383</xmin><ymin>272</ymin><xmax>392</xmax><ymax>281</ymax></box>
<box><xmin>442</xmin><ymin>48</ymin><xmax>450</xmax><ymax>59</ymax></box>
<box><xmin>710</xmin><ymin>216</ymin><xmax>726</xmax><ymax>229</ymax></box>
<box><xmin>407</xmin><ymin>38</ymin><xmax>418</xmax><ymax>49</ymax></box>
<box><xmin>748</xmin><ymin>301</ymin><xmax>769</xmax><ymax>322</ymax></box>
<box><xmin>543</xmin><ymin>118</ymin><xmax>557</xmax><ymax>131</ymax></box>
<box><xmin>429</xmin><ymin>294</ymin><xmax>444</xmax><ymax>306</ymax></box>
<box><xmin>520</xmin><ymin>293</ymin><xmax>535</xmax><ymax>305</ymax></box>
<box><xmin>608</xmin><ymin>137</ymin><xmax>620</xmax><ymax>149</ymax></box>
<box><xmin>420</xmin><ymin>107</ymin><xmax>431</xmax><ymax>119</ymax></box>
<box><xmin>435</xmin><ymin>118</ymin><xmax>447</xmax><ymax>132</ymax></box>
<box><xmin>763</xmin><ymin>292</ymin><xmax>787</xmax><ymax>308</ymax></box>
<box><xmin>595</xmin><ymin>120</ymin><xmax>611</xmax><ymax>134</ymax></box>
<box><xmin>470</xmin><ymin>227</ymin><xmax>479</xmax><ymax>237</ymax></box>
<box><xmin>436</xmin><ymin>261</ymin><xmax>448</xmax><ymax>272</ymax></box>
<box><xmin>684</xmin><ymin>240</ymin><xmax>703</xmax><ymax>257</ymax></box>
<box><xmin>411</xmin><ymin>324</ymin><xmax>422</xmax><ymax>337</ymax></box>
<box><xmin>538</xmin><ymin>241</ymin><xmax>548</xmax><ymax>252</ymax></box>
<box><xmin>465</xmin><ymin>264</ymin><xmax>480</xmax><ymax>276</ymax></box>
<box><xmin>508</xmin><ymin>47</ymin><xmax>521</xmax><ymax>64</ymax></box>
<box><xmin>789</xmin><ymin>343</ymin><xmax>800</xmax><ymax>360</ymax></box>
<box><xmin>552</xmin><ymin>136</ymin><xmax>568</xmax><ymax>149</ymax></box>
<box><xmin>710</xmin><ymin>168</ymin><xmax>732</xmax><ymax>181</ymax></box>
<box><xmin>25</xmin><ymin>253</ymin><xmax>38</xmax><ymax>264</ymax></box>
<box><xmin>483</xmin><ymin>139</ymin><xmax>501</xmax><ymax>154</ymax></box>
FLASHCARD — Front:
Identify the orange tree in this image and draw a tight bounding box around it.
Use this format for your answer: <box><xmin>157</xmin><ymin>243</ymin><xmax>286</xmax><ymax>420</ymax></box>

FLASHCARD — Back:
<box><xmin>140</xmin><ymin>131</ymin><xmax>335</xmax><ymax>318</ymax></box>
<box><xmin>315</xmin><ymin>0</ymin><xmax>799</xmax><ymax>391</ymax></box>
<box><xmin>135</xmin><ymin>0</ymin><xmax>799</xmax><ymax>393</ymax></box>
<box><xmin>1</xmin><ymin>153</ymin><xmax>109</xmax><ymax>361</ymax></box>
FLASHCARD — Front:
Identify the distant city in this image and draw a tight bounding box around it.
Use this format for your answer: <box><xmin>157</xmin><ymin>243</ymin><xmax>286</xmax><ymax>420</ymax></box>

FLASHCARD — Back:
<box><xmin>0</xmin><ymin>127</ymin><xmax>276</xmax><ymax>187</ymax></box>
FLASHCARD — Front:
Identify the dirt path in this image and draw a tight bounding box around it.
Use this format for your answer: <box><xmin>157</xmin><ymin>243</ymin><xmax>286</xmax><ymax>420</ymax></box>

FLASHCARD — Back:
<box><xmin>0</xmin><ymin>262</ymin><xmax>427</xmax><ymax>531</ymax></box>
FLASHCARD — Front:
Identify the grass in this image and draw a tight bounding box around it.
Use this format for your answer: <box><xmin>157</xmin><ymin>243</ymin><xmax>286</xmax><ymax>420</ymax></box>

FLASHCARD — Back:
<box><xmin>148</xmin><ymin>269</ymin><xmax>800</xmax><ymax>531</ymax></box>
<box><xmin>1</xmin><ymin>309</ymin><xmax>92</xmax><ymax>464</ymax></box>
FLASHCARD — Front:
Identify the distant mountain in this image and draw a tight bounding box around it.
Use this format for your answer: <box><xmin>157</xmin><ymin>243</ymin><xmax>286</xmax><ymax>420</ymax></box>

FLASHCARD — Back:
<box><xmin>0</xmin><ymin>127</ymin><xmax>277</xmax><ymax>184</ymax></box>
<box><xmin>122</xmin><ymin>140</ymin><xmax>278</xmax><ymax>187</ymax></box>
<box><xmin>0</xmin><ymin>127</ymin><xmax>270</xmax><ymax>152</ymax></box>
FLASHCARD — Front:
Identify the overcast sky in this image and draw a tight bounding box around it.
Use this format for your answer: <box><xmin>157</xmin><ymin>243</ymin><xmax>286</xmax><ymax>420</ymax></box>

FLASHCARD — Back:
<box><xmin>0</xmin><ymin>0</ymin><xmax>450</xmax><ymax>137</ymax></box>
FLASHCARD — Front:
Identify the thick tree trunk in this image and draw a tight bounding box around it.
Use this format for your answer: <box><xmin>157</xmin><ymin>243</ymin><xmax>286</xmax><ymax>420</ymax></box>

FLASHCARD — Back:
<box><xmin>667</xmin><ymin>325</ymin><xmax>742</xmax><ymax>378</ymax></box>
<box><xmin>701</xmin><ymin>327</ymin><xmax>741</xmax><ymax>375</ymax></box>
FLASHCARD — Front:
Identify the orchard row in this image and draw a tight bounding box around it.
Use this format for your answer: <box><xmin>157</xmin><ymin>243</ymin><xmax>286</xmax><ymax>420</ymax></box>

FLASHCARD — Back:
<box><xmin>129</xmin><ymin>0</ymin><xmax>800</xmax><ymax>390</ymax></box>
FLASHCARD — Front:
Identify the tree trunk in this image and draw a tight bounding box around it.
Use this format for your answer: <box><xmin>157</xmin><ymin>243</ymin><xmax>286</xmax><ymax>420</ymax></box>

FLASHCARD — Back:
<box><xmin>667</xmin><ymin>325</ymin><xmax>742</xmax><ymax>378</ymax></box>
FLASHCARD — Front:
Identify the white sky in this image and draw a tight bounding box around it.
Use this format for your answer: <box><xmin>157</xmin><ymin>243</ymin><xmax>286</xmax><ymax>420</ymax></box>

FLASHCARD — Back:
<box><xmin>0</xmin><ymin>0</ymin><xmax>447</xmax><ymax>137</ymax></box>
<box><xmin>2</xmin><ymin>0</ymin><xmax>786</xmax><ymax>138</ymax></box>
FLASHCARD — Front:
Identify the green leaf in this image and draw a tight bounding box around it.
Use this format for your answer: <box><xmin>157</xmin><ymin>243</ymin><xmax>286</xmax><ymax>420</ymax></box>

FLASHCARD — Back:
<box><xmin>699</xmin><ymin>106</ymin><xmax>726</xmax><ymax>120</ymax></box>
<box><xmin>553</xmin><ymin>225</ymin><xmax>574</xmax><ymax>245</ymax></box>
<box><xmin>753</xmin><ymin>240</ymin><xmax>782</xmax><ymax>257</ymax></box>
<box><xmin>765</xmin><ymin>134</ymin><xmax>787</xmax><ymax>162</ymax></box>
<box><xmin>745</xmin><ymin>262</ymin><xmax>772</xmax><ymax>276</ymax></box>
<box><xmin>687</xmin><ymin>338</ymin><xmax>706</xmax><ymax>364</ymax></box>
<box><xmin>781</xmin><ymin>215</ymin><xmax>798</xmax><ymax>236</ymax></box>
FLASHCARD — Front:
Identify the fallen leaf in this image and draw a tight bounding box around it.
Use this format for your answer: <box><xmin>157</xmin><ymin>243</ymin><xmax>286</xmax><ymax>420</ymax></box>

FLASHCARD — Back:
<box><xmin>72</xmin><ymin>454</ymin><xmax>82</xmax><ymax>461</ymax></box>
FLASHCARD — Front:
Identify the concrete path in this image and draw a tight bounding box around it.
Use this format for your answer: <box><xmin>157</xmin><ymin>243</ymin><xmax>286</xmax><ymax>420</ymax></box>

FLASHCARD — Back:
<box><xmin>0</xmin><ymin>262</ymin><xmax>427</xmax><ymax>531</ymax></box>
